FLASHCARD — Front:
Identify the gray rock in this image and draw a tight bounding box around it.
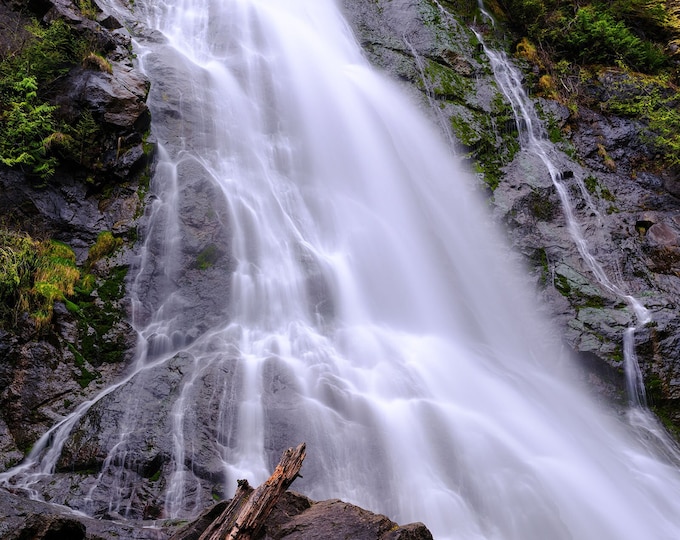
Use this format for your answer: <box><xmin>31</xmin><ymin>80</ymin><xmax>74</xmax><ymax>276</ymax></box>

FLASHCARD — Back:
<box><xmin>263</xmin><ymin>494</ymin><xmax>433</xmax><ymax>540</ymax></box>
<box><xmin>169</xmin><ymin>491</ymin><xmax>433</xmax><ymax>540</ymax></box>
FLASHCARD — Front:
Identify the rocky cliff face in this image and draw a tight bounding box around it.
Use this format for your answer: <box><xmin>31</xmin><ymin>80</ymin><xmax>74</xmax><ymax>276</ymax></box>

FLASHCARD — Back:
<box><xmin>1</xmin><ymin>0</ymin><xmax>680</xmax><ymax>538</ymax></box>
<box><xmin>0</xmin><ymin>0</ymin><xmax>151</xmax><ymax>471</ymax></box>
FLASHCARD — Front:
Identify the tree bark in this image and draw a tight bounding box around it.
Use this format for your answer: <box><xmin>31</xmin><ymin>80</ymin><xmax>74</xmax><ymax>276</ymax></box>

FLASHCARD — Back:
<box><xmin>198</xmin><ymin>442</ymin><xmax>307</xmax><ymax>540</ymax></box>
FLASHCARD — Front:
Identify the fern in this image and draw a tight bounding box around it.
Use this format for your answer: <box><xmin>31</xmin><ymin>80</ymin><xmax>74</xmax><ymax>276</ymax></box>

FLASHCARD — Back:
<box><xmin>0</xmin><ymin>76</ymin><xmax>58</xmax><ymax>178</ymax></box>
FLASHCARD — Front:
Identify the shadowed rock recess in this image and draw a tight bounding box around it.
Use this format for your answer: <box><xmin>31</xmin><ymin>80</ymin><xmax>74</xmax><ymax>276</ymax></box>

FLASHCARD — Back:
<box><xmin>1</xmin><ymin>0</ymin><xmax>680</xmax><ymax>537</ymax></box>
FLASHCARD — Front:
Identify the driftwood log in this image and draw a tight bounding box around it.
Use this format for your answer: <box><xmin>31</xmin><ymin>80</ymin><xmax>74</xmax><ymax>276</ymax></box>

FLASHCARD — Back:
<box><xmin>198</xmin><ymin>442</ymin><xmax>307</xmax><ymax>540</ymax></box>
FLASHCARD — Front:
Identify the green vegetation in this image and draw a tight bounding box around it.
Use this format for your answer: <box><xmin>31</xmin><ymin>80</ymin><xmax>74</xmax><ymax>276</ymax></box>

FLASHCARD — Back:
<box><xmin>0</xmin><ymin>230</ymin><xmax>80</xmax><ymax>329</ymax></box>
<box><xmin>602</xmin><ymin>73</ymin><xmax>680</xmax><ymax>168</ymax></box>
<box><xmin>0</xmin><ymin>228</ymin><xmax>128</xmax><ymax>384</ymax></box>
<box><xmin>0</xmin><ymin>15</ymin><xmax>111</xmax><ymax>178</ymax></box>
<box><xmin>0</xmin><ymin>230</ymin><xmax>38</xmax><ymax>324</ymax></box>
<box><xmin>196</xmin><ymin>244</ymin><xmax>220</xmax><ymax>270</ymax></box>
<box><xmin>496</xmin><ymin>0</ymin><xmax>680</xmax><ymax>169</ymax></box>
<box><xmin>499</xmin><ymin>0</ymin><xmax>677</xmax><ymax>73</ymax></box>
<box><xmin>82</xmin><ymin>52</ymin><xmax>112</xmax><ymax>74</ymax></box>
<box><xmin>447</xmin><ymin>92</ymin><xmax>521</xmax><ymax>191</ymax></box>
<box><xmin>86</xmin><ymin>231</ymin><xmax>123</xmax><ymax>269</ymax></box>
<box><xmin>584</xmin><ymin>175</ymin><xmax>616</xmax><ymax>201</ymax></box>
<box><xmin>76</xmin><ymin>265</ymin><xmax>128</xmax><ymax>366</ymax></box>
<box><xmin>0</xmin><ymin>19</ymin><xmax>85</xmax><ymax>177</ymax></box>
<box><xmin>32</xmin><ymin>240</ymin><xmax>80</xmax><ymax>328</ymax></box>
<box><xmin>0</xmin><ymin>76</ymin><xmax>58</xmax><ymax>178</ymax></box>
<box><xmin>77</xmin><ymin>0</ymin><xmax>100</xmax><ymax>20</ymax></box>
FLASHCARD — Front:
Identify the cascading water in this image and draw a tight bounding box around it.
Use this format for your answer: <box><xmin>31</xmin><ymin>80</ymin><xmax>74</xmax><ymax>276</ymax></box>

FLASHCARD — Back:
<box><xmin>4</xmin><ymin>0</ymin><xmax>680</xmax><ymax>538</ymax></box>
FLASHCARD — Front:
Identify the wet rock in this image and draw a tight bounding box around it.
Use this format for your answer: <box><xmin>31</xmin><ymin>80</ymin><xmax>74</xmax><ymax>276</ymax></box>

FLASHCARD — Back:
<box><xmin>171</xmin><ymin>491</ymin><xmax>433</xmax><ymax>540</ymax></box>
<box><xmin>0</xmin><ymin>166</ymin><xmax>141</xmax><ymax>259</ymax></box>
<box><xmin>66</xmin><ymin>66</ymin><xmax>150</xmax><ymax>131</ymax></box>
<box><xmin>664</xmin><ymin>167</ymin><xmax>680</xmax><ymax>198</ymax></box>
<box><xmin>0</xmin><ymin>488</ymin><xmax>167</xmax><ymax>539</ymax></box>
<box><xmin>43</xmin><ymin>0</ymin><xmax>118</xmax><ymax>53</ymax></box>
<box><xmin>263</xmin><ymin>494</ymin><xmax>433</xmax><ymax>540</ymax></box>
<box><xmin>2</xmin><ymin>513</ymin><xmax>86</xmax><ymax>540</ymax></box>
<box><xmin>647</xmin><ymin>222</ymin><xmax>680</xmax><ymax>247</ymax></box>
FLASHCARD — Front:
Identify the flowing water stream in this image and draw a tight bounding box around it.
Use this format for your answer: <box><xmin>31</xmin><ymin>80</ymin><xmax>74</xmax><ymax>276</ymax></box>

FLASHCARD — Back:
<box><xmin>465</xmin><ymin>0</ymin><xmax>680</xmax><ymax>457</ymax></box>
<box><xmin>5</xmin><ymin>0</ymin><xmax>680</xmax><ymax>538</ymax></box>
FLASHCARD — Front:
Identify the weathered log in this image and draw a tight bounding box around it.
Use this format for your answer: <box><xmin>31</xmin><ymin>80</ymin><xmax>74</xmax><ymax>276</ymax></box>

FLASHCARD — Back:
<box><xmin>198</xmin><ymin>442</ymin><xmax>307</xmax><ymax>540</ymax></box>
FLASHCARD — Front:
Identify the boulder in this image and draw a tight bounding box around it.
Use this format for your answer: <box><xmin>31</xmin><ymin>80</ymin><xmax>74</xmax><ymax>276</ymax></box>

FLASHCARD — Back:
<box><xmin>262</xmin><ymin>493</ymin><xmax>434</xmax><ymax>540</ymax></box>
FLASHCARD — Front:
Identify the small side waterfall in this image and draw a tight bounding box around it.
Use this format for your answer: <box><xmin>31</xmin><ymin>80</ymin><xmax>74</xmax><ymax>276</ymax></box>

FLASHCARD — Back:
<box><xmin>3</xmin><ymin>1</ymin><xmax>680</xmax><ymax>539</ymax></box>
<box><xmin>466</xmin><ymin>5</ymin><xmax>654</xmax><ymax>384</ymax></box>
<box><xmin>465</xmin><ymin>0</ymin><xmax>680</xmax><ymax>461</ymax></box>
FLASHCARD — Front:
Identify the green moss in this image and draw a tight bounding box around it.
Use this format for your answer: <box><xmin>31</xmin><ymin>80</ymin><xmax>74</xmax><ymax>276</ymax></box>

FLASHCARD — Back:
<box><xmin>584</xmin><ymin>175</ymin><xmax>598</xmax><ymax>194</ymax></box>
<box><xmin>581</xmin><ymin>296</ymin><xmax>606</xmax><ymax>309</ymax></box>
<box><xmin>196</xmin><ymin>244</ymin><xmax>220</xmax><ymax>270</ymax></box>
<box><xmin>600</xmin><ymin>187</ymin><xmax>615</xmax><ymax>201</ymax></box>
<box><xmin>86</xmin><ymin>231</ymin><xmax>122</xmax><ymax>269</ymax></box>
<box><xmin>74</xmin><ymin>266</ymin><xmax>128</xmax><ymax>367</ymax></box>
<box><xmin>583</xmin><ymin>175</ymin><xmax>616</xmax><ymax>202</ymax></box>
<box><xmin>423</xmin><ymin>59</ymin><xmax>473</xmax><ymax>98</ymax></box>
<box><xmin>603</xmin><ymin>72</ymin><xmax>680</xmax><ymax>169</ymax></box>
<box><xmin>531</xmin><ymin>247</ymin><xmax>550</xmax><ymax>285</ymax></box>
<box><xmin>447</xmin><ymin>93</ymin><xmax>521</xmax><ymax>191</ymax></box>
<box><xmin>527</xmin><ymin>189</ymin><xmax>557</xmax><ymax>220</ymax></box>
<box><xmin>67</xmin><ymin>342</ymin><xmax>99</xmax><ymax>388</ymax></box>
<box><xmin>554</xmin><ymin>273</ymin><xmax>571</xmax><ymax>296</ymax></box>
<box><xmin>646</xmin><ymin>374</ymin><xmax>664</xmax><ymax>403</ymax></box>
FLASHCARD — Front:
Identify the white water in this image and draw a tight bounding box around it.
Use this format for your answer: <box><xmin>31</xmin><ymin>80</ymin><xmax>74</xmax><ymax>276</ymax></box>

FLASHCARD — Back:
<box><xmin>4</xmin><ymin>0</ymin><xmax>680</xmax><ymax>538</ymax></box>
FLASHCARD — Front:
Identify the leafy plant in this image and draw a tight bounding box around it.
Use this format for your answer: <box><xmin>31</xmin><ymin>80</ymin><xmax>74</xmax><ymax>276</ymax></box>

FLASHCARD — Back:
<box><xmin>1</xmin><ymin>19</ymin><xmax>85</xmax><ymax>88</ymax></box>
<box><xmin>77</xmin><ymin>0</ymin><xmax>100</xmax><ymax>20</ymax></box>
<box><xmin>0</xmin><ymin>17</ymin><xmax>97</xmax><ymax>178</ymax></box>
<box><xmin>500</xmin><ymin>0</ymin><xmax>672</xmax><ymax>74</ymax></box>
<box><xmin>555</xmin><ymin>7</ymin><xmax>667</xmax><ymax>72</ymax></box>
<box><xmin>50</xmin><ymin>110</ymin><xmax>102</xmax><ymax>168</ymax></box>
<box><xmin>0</xmin><ymin>76</ymin><xmax>58</xmax><ymax>178</ymax></box>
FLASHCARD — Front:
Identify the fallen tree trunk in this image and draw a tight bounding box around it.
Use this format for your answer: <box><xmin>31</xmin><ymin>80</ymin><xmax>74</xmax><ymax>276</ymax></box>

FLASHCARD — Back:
<box><xmin>198</xmin><ymin>442</ymin><xmax>307</xmax><ymax>540</ymax></box>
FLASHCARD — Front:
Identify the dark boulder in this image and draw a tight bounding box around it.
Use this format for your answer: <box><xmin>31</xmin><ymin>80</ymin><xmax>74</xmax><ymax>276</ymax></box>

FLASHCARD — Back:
<box><xmin>169</xmin><ymin>491</ymin><xmax>434</xmax><ymax>540</ymax></box>
<box><xmin>262</xmin><ymin>493</ymin><xmax>433</xmax><ymax>540</ymax></box>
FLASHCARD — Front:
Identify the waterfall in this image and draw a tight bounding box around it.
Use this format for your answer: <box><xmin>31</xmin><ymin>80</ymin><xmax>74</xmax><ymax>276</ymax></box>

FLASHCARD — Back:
<box><xmin>4</xmin><ymin>0</ymin><xmax>680</xmax><ymax>538</ymax></box>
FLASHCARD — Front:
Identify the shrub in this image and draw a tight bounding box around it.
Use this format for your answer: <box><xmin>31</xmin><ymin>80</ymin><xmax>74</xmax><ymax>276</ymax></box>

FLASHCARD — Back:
<box><xmin>0</xmin><ymin>18</ymin><xmax>92</xmax><ymax>178</ymax></box>
<box><xmin>63</xmin><ymin>110</ymin><xmax>101</xmax><ymax>167</ymax></box>
<box><xmin>555</xmin><ymin>7</ymin><xmax>667</xmax><ymax>71</ymax></box>
<box><xmin>1</xmin><ymin>19</ymin><xmax>85</xmax><ymax>88</ymax></box>
<box><xmin>0</xmin><ymin>76</ymin><xmax>58</xmax><ymax>178</ymax></box>
<box><xmin>499</xmin><ymin>0</ymin><xmax>672</xmax><ymax>74</ymax></box>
